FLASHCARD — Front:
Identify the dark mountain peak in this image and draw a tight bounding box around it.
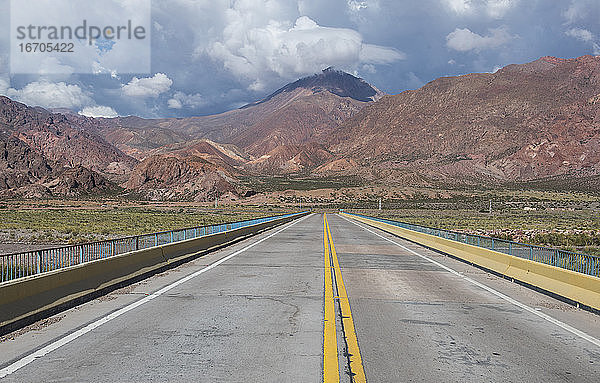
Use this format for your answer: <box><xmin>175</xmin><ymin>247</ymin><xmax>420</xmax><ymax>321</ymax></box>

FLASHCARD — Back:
<box><xmin>281</xmin><ymin>68</ymin><xmax>382</xmax><ymax>102</ymax></box>
<box><xmin>243</xmin><ymin>69</ymin><xmax>383</xmax><ymax>108</ymax></box>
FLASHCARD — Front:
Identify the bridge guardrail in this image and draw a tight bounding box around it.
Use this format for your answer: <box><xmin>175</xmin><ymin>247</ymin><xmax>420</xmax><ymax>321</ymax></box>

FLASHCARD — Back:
<box><xmin>1</xmin><ymin>212</ymin><xmax>302</xmax><ymax>284</ymax></box>
<box><xmin>341</xmin><ymin>212</ymin><xmax>600</xmax><ymax>312</ymax></box>
<box><xmin>0</xmin><ymin>211</ymin><xmax>309</xmax><ymax>334</ymax></box>
<box><xmin>343</xmin><ymin>212</ymin><xmax>600</xmax><ymax>278</ymax></box>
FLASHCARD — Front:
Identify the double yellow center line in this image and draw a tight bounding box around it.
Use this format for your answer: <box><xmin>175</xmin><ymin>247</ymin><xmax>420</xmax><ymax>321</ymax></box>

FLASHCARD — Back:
<box><xmin>323</xmin><ymin>213</ymin><xmax>366</xmax><ymax>383</ymax></box>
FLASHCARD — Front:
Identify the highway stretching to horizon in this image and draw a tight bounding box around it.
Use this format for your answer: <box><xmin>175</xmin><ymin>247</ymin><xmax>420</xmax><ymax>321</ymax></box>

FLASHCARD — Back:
<box><xmin>1</xmin><ymin>213</ymin><xmax>599</xmax><ymax>382</ymax></box>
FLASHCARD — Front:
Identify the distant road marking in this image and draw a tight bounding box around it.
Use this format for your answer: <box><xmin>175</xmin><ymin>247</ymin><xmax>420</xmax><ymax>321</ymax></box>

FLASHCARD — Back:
<box><xmin>325</xmin><ymin>214</ymin><xmax>366</xmax><ymax>382</ymax></box>
<box><xmin>0</xmin><ymin>214</ymin><xmax>312</xmax><ymax>379</ymax></box>
<box><xmin>339</xmin><ymin>214</ymin><xmax>600</xmax><ymax>349</ymax></box>
<box><xmin>323</xmin><ymin>214</ymin><xmax>339</xmax><ymax>383</ymax></box>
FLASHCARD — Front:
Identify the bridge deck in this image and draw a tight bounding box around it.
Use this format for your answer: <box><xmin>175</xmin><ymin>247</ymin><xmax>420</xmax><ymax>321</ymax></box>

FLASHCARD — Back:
<box><xmin>1</xmin><ymin>213</ymin><xmax>598</xmax><ymax>382</ymax></box>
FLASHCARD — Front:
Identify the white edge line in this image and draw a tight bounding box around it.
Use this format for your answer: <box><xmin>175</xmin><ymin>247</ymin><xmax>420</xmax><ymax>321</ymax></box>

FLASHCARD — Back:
<box><xmin>337</xmin><ymin>214</ymin><xmax>600</xmax><ymax>348</ymax></box>
<box><xmin>0</xmin><ymin>213</ymin><xmax>313</xmax><ymax>379</ymax></box>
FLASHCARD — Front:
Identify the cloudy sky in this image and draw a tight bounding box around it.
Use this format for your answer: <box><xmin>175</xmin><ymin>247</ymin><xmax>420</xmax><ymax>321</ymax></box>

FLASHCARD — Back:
<box><xmin>0</xmin><ymin>0</ymin><xmax>599</xmax><ymax>118</ymax></box>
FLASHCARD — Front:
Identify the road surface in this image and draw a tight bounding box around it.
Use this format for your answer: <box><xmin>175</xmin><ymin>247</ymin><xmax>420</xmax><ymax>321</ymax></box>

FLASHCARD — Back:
<box><xmin>0</xmin><ymin>213</ymin><xmax>599</xmax><ymax>382</ymax></box>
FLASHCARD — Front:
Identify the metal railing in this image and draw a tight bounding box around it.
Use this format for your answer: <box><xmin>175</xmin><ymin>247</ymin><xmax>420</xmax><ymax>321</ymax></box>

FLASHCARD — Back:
<box><xmin>1</xmin><ymin>212</ymin><xmax>304</xmax><ymax>284</ymax></box>
<box><xmin>344</xmin><ymin>212</ymin><xmax>600</xmax><ymax>278</ymax></box>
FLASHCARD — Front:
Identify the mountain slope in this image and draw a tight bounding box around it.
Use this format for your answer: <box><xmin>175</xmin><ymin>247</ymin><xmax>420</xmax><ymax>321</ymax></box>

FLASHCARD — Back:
<box><xmin>5</xmin><ymin>56</ymin><xmax>599</xmax><ymax>198</ymax></box>
<box><xmin>125</xmin><ymin>155</ymin><xmax>239</xmax><ymax>201</ymax></box>
<box><xmin>0</xmin><ymin>97</ymin><xmax>138</xmax><ymax>181</ymax></box>
<box><xmin>327</xmin><ymin>55</ymin><xmax>600</xmax><ymax>185</ymax></box>
<box><xmin>0</xmin><ymin>96</ymin><xmax>250</xmax><ymax>200</ymax></box>
<box><xmin>0</xmin><ymin>133</ymin><xmax>115</xmax><ymax>197</ymax></box>
<box><xmin>0</xmin><ymin>97</ymin><xmax>132</xmax><ymax>197</ymax></box>
<box><xmin>98</xmin><ymin>69</ymin><xmax>382</xmax><ymax>172</ymax></box>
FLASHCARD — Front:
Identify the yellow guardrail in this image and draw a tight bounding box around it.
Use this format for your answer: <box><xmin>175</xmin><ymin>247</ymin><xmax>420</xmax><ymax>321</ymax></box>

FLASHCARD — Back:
<box><xmin>341</xmin><ymin>213</ymin><xmax>600</xmax><ymax>312</ymax></box>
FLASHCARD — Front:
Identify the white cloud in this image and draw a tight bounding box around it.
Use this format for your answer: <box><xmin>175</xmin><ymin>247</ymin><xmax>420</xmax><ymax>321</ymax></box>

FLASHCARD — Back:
<box><xmin>122</xmin><ymin>73</ymin><xmax>173</xmax><ymax>98</ymax></box>
<box><xmin>446</xmin><ymin>27</ymin><xmax>514</xmax><ymax>51</ymax></box>
<box><xmin>347</xmin><ymin>0</ymin><xmax>380</xmax><ymax>13</ymax></box>
<box><xmin>444</xmin><ymin>0</ymin><xmax>472</xmax><ymax>14</ymax></box>
<box><xmin>0</xmin><ymin>78</ymin><xmax>8</xmax><ymax>95</ymax></box>
<box><xmin>563</xmin><ymin>0</ymin><xmax>598</xmax><ymax>24</ymax></box>
<box><xmin>360</xmin><ymin>64</ymin><xmax>377</xmax><ymax>74</ymax></box>
<box><xmin>32</xmin><ymin>57</ymin><xmax>75</xmax><ymax>76</ymax></box>
<box><xmin>167</xmin><ymin>91</ymin><xmax>207</xmax><ymax>110</ymax></box>
<box><xmin>485</xmin><ymin>0</ymin><xmax>518</xmax><ymax>18</ymax></box>
<box><xmin>346</xmin><ymin>0</ymin><xmax>381</xmax><ymax>23</ymax></box>
<box><xmin>442</xmin><ymin>0</ymin><xmax>518</xmax><ymax>18</ymax></box>
<box><xmin>92</xmin><ymin>62</ymin><xmax>120</xmax><ymax>79</ymax></box>
<box><xmin>566</xmin><ymin>27</ymin><xmax>594</xmax><ymax>42</ymax></box>
<box><xmin>347</xmin><ymin>1</ymin><xmax>369</xmax><ymax>12</ymax></box>
<box><xmin>360</xmin><ymin>43</ymin><xmax>406</xmax><ymax>64</ymax></box>
<box><xmin>78</xmin><ymin>106</ymin><xmax>119</xmax><ymax>118</ymax></box>
<box><xmin>565</xmin><ymin>28</ymin><xmax>600</xmax><ymax>55</ymax></box>
<box><xmin>564</xmin><ymin>1</ymin><xmax>581</xmax><ymax>23</ymax></box>
<box><xmin>5</xmin><ymin>81</ymin><xmax>92</xmax><ymax>109</ymax></box>
<box><xmin>207</xmin><ymin>15</ymin><xmax>403</xmax><ymax>91</ymax></box>
<box><xmin>167</xmin><ymin>98</ymin><xmax>183</xmax><ymax>109</ymax></box>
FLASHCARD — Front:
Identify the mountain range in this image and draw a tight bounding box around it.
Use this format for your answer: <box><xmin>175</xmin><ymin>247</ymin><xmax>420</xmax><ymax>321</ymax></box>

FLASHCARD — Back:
<box><xmin>1</xmin><ymin>57</ymin><xmax>599</xmax><ymax>200</ymax></box>
<box><xmin>329</xmin><ymin>56</ymin><xmax>600</xmax><ymax>186</ymax></box>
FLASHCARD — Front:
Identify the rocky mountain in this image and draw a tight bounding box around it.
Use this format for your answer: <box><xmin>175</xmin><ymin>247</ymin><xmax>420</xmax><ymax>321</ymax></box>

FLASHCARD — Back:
<box><xmin>230</xmin><ymin>68</ymin><xmax>383</xmax><ymax>156</ymax></box>
<box><xmin>0</xmin><ymin>95</ymin><xmax>256</xmax><ymax>199</ymax></box>
<box><xmin>125</xmin><ymin>155</ymin><xmax>239</xmax><ymax>201</ymax></box>
<box><xmin>0</xmin><ymin>97</ymin><xmax>138</xmax><ymax>181</ymax></box>
<box><xmin>147</xmin><ymin>139</ymin><xmax>250</xmax><ymax>172</ymax></box>
<box><xmin>0</xmin><ymin>133</ymin><xmax>114</xmax><ymax>198</ymax></box>
<box><xmin>246</xmin><ymin>142</ymin><xmax>334</xmax><ymax>174</ymax></box>
<box><xmin>98</xmin><ymin>125</ymin><xmax>188</xmax><ymax>161</ymax></box>
<box><xmin>3</xmin><ymin>56</ymin><xmax>600</xmax><ymax>199</ymax></box>
<box><xmin>98</xmin><ymin>59</ymin><xmax>600</xmax><ymax>188</ymax></box>
<box><xmin>326</xmin><ymin>55</ymin><xmax>600</xmax><ymax>186</ymax></box>
<box><xmin>97</xmin><ymin>68</ymin><xmax>382</xmax><ymax>172</ymax></box>
<box><xmin>0</xmin><ymin>97</ymin><xmax>131</xmax><ymax>197</ymax></box>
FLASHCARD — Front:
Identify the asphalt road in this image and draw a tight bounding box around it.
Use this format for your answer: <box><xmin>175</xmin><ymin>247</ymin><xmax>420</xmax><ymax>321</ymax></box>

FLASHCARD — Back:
<box><xmin>1</xmin><ymin>213</ymin><xmax>599</xmax><ymax>382</ymax></box>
